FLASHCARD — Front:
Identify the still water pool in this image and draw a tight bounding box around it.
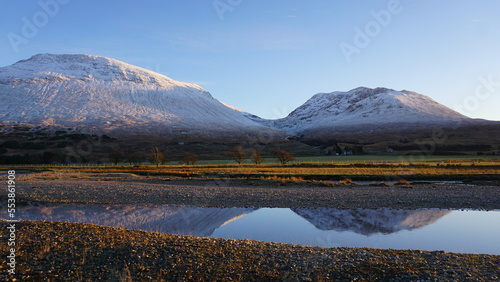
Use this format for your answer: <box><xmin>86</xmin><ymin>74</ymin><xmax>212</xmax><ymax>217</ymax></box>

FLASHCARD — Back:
<box><xmin>12</xmin><ymin>203</ymin><xmax>500</xmax><ymax>255</ymax></box>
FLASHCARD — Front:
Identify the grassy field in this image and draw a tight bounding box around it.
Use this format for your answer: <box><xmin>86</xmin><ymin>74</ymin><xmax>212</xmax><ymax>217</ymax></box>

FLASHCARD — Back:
<box><xmin>8</xmin><ymin>154</ymin><xmax>498</xmax><ymax>166</ymax></box>
<box><xmin>156</xmin><ymin>154</ymin><xmax>500</xmax><ymax>165</ymax></box>
<box><xmin>5</xmin><ymin>155</ymin><xmax>499</xmax><ymax>181</ymax></box>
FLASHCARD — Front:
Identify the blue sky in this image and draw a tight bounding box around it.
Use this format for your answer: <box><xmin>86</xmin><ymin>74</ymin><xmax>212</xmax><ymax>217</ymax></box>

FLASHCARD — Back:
<box><xmin>1</xmin><ymin>0</ymin><xmax>500</xmax><ymax>120</ymax></box>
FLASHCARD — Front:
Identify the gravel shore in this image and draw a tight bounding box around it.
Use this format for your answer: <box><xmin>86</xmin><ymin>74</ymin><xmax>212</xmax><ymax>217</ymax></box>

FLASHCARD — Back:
<box><xmin>1</xmin><ymin>220</ymin><xmax>499</xmax><ymax>281</ymax></box>
<box><xmin>9</xmin><ymin>173</ymin><xmax>500</xmax><ymax>210</ymax></box>
<box><xmin>3</xmin><ymin>172</ymin><xmax>499</xmax><ymax>280</ymax></box>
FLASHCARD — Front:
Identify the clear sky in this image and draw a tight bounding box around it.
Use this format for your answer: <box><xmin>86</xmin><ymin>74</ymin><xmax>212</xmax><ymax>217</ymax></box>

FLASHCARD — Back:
<box><xmin>1</xmin><ymin>0</ymin><xmax>499</xmax><ymax>120</ymax></box>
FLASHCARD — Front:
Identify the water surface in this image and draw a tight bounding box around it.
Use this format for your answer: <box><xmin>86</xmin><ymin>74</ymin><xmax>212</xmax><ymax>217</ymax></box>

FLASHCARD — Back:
<box><xmin>11</xmin><ymin>203</ymin><xmax>500</xmax><ymax>255</ymax></box>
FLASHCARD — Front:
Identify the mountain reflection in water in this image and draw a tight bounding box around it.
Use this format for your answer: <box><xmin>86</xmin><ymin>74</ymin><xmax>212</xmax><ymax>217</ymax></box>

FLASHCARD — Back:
<box><xmin>17</xmin><ymin>203</ymin><xmax>450</xmax><ymax>236</ymax></box>
<box><xmin>17</xmin><ymin>203</ymin><xmax>255</xmax><ymax>237</ymax></box>
<box><xmin>292</xmin><ymin>208</ymin><xmax>452</xmax><ymax>235</ymax></box>
<box><xmin>14</xmin><ymin>203</ymin><xmax>500</xmax><ymax>254</ymax></box>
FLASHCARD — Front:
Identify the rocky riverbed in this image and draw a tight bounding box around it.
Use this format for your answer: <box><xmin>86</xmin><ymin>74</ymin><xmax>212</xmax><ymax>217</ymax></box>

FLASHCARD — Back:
<box><xmin>7</xmin><ymin>172</ymin><xmax>500</xmax><ymax>210</ymax></box>
<box><xmin>1</xmin><ymin>220</ymin><xmax>499</xmax><ymax>281</ymax></box>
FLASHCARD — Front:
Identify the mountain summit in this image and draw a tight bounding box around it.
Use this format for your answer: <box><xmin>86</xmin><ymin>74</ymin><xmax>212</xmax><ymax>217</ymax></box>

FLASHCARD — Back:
<box><xmin>253</xmin><ymin>87</ymin><xmax>474</xmax><ymax>135</ymax></box>
<box><xmin>1</xmin><ymin>54</ymin><xmax>493</xmax><ymax>146</ymax></box>
<box><xmin>0</xmin><ymin>54</ymin><xmax>279</xmax><ymax>139</ymax></box>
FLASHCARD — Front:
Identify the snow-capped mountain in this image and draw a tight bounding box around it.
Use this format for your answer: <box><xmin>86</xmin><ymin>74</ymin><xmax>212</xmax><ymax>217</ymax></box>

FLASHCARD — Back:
<box><xmin>292</xmin><ymin>208</ymin><xmax>451</xmax><ymax>235</ymax></box>
<box><xmin>0</xmin><ymin>54</ymin><xmax>281</xmax><ymax>138</ymax></box>
<box><xmin>1</xmin><ymin>54</ymin><xmax>492</xmax><ymax>142</ymax></box>
<box><xmin>252</xmin><ymin>87</ymin><xmax>475</xmax><ymax>135</ymax></box>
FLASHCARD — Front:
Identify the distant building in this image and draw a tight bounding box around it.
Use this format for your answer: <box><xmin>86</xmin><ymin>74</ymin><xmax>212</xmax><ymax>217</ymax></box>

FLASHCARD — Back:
<box><xmin>343</xmin><ymin>150</ymin><xmax>353</xmax><ymax>155</ymax></box>
<box><xmin>172</xmin><ymin>127</ymin><xmax>191</xmax><ymax>135</ymax></box>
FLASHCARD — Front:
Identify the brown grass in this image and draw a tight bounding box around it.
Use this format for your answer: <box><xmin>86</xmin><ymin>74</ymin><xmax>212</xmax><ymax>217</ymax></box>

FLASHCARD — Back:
<box><xmin>370</xmin><ymin>181</ymin><xmax>391</xmax><ymax>187</ymax></box>
<box><xmin>7</xmin><ymin>161</ymin><xmax>500</xmax><ymax>181</ymax></box>
<box><xmin>395</xmin><ymin>179</ymin><xmax>412</xmax><ymax>186</ymax></box>
<box><xmin>338</xmin><ymin>178</ymin><xmax>355</xmax><ymax>185</ymax></box>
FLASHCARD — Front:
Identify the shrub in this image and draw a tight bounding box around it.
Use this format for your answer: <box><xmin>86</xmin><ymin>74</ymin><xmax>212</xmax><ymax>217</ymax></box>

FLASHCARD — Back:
<box><xmin>338</xmin><ymin>178</ymin><xmax>355</xmax><ymax>185</ymax></box>
<box><xmin>369</xmin><ymin>181</ymin><xmax>391</xmax><ymax>187</ymax></box>
<box><xmin>395</xmin><ymin>179</ymin><xmax>411</xmax><ymax>186</ymax></box>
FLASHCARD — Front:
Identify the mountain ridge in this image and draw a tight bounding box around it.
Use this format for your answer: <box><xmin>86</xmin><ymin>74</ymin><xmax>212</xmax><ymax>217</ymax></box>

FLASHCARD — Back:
<box><xmin>247</xmin><ymin>86</ymin><xmax>480</xmax><ymax>135</ymax></box>
<box><xmin>0</xmin><ymin>53</ymin><xmax>282</xmax><ymax>140</ymax></box>
<box><xmin>1</xmin><ymin>53</ymin><xmax>497</xmax><ymax>146</ymax></box>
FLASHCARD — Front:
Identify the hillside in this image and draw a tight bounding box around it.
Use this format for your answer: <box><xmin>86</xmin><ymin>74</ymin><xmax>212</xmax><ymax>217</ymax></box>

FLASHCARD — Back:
<box><xmin>0</xmin><ymin>53</ymin><xmax>282</xmax><ymax>141</ymax></box>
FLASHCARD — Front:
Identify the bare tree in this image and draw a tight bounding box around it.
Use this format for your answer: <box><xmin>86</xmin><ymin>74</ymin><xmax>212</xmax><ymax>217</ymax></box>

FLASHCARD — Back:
<box><xmin>272</xmin><ymin>149</ymin><xmax>295</xmax><ymax>165</ymax></box>
<box><xmin>108</xmin><ymin>150</ymin><xmax>124</xmax><ymax>166</ymax></box>
<box><xmin>127</xmin><ymin>153</ymin><xmax>144</xmax><ymax>165</ymax></box>
<box><xmin>231</xmin><ymin>145</ymin><xmax>247</xmax><ymax>164</ymax></box>
<box><xmin>251</xmin><ymin>148</ymin><xmax>264</xmax><ymax>164</ymax></box>
<box><xmin>183</xmin><ymin>152</ymin><xmax>199</xmax><ymax>165</ymax></box>
<box><xmin>150</xmin><ymin>147</ymin><xmax>167</xmax><ymax>167</ymax></box>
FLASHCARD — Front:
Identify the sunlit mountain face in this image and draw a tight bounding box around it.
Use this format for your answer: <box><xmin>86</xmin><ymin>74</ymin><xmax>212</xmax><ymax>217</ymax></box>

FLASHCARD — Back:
<box><xmin>0</xmin><ymin>53</ymin><xmax>282</xmax><ymax>139</ymax></box>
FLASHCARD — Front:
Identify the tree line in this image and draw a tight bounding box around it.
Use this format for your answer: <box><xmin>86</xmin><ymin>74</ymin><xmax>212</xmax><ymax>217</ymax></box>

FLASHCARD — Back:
<box><xmin>230</xmin><ymin>146</ymin><xmax>295</xmax><ymax>165</ymax></box>
<box><xmin>146</xmin><ymin>146</ymin><xmax>297</xmax><ymax>167</ymax></box>
<box><xmin>110</xmin><ymin>148</ymin><xmax>201</xmax><ymax>167</ymax></box>
<box><xmin>0</xmin><ymin>144</ymin><xmax>297</xmax><ymax>166</ymax></box>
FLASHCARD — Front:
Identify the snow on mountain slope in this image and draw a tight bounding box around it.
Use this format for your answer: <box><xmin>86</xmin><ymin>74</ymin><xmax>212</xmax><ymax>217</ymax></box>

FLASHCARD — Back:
<box><xmin>255</xmin><ymin>87</ymin><xmax>472</xmax><ymax>134</ymax></box>
<box><xmin>0</xmin><ymin>54</ymin><xmax>279</xmax><ymax>137</ymax></box>
<box><xmin>292</xmin><ymin>208</ymin><xmax>451</xmax><ymax>235</ymax></box>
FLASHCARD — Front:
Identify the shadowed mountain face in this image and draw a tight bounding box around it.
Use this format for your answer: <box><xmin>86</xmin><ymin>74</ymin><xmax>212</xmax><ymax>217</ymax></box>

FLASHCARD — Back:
<box><xmin>17</xmin><ymin>203</ymin><xmax>256</xmax><ymax>237</ymax></box>
<box><xmin>292</xmin><ymin>208</ymin><xmax>452</xmax><ymax>235</ymax></box>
